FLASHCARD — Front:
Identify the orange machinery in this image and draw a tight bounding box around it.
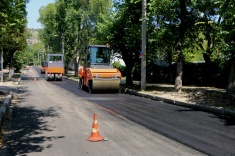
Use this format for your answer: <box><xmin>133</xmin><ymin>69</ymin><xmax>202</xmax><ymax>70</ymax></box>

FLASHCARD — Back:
<box><xmin>78</xmin><ymin>45</ymin><xmax>122</xmax><ymax>93</ymax></box>
<box><xmin>45</xmin><ymin>54</ymin><xmax>64</xmax><ymax>81</ymax></box>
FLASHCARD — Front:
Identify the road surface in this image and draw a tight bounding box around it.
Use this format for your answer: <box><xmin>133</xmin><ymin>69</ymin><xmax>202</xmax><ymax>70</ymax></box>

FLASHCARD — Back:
<box><xmin>4</xmin><ymin>67</ymin><xmax>235</xmax><ymax>156</ymax></box>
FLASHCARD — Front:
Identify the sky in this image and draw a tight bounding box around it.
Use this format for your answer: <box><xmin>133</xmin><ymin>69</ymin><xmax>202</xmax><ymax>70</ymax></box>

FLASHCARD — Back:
<box><xmin>26</xmin><ymin>0</ymin><xmax>55</xmax><ymax>29</ymax></box>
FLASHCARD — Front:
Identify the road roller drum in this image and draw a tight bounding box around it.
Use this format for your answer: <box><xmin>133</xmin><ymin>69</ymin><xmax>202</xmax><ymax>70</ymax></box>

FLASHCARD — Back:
<box><xmin>88</xmin><ymin>78</ymin><xmax>120</xmax><ymax>93</ymax></box>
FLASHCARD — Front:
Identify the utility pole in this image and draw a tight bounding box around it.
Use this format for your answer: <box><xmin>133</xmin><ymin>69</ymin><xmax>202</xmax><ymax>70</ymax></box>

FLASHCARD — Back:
<box><xmin>1</xmin><ymin>47</ymin><xmax>3</xmax><ymax>83</ymax></box>
<box><xmin>141</xmin><ymin>0</ymin><xmax>147</xmax><ymax>90</ymax></box>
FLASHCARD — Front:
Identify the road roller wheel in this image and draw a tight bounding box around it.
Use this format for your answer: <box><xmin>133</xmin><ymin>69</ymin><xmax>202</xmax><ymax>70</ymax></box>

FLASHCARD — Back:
<box><xmin>88</xmin><ymin>80</ymin><xmax>93</xmax><ymax>94</ymax></box>
<box><xmin>79</xmin><ymin>78</ymin><xmax>84</xmax><ymax>90</ymax></box>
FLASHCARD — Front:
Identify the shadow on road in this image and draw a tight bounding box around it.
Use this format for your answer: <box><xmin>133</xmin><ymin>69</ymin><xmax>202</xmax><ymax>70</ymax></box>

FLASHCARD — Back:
<box><xmin>176</xmin><ymin>108</ymin><xmax>235</xmax><ymax>126</ymax></box>
<box><xmin>4</xmin><ymin>90</ymin><xmax>64</xmax><ymax>155</ymax></box>
<box><xmin>213</xmin><ymin>114</ymin><xmax>235</xmax><ymax>126</ymax></box>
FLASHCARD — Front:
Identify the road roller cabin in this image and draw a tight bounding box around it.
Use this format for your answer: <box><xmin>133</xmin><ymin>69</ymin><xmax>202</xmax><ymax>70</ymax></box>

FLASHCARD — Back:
<box><xmin>78</xmin><ymin>45</ymin><xmax>122</xmax><ymax>93</ymax></box>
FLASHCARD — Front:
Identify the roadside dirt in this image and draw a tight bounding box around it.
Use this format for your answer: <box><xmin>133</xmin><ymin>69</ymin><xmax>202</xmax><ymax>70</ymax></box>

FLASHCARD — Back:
<box><xmin>122</xmin><ymin>83</ymin><xmax>235</xmax><ymax>110</ymax></box>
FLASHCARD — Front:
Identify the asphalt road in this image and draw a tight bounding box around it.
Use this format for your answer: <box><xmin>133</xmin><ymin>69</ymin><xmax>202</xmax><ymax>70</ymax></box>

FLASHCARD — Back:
<box><xmin>3</xmin><ymin>67</ymin><xmax>205</xmax><ymax>156</ymax></box>
<box><xmin>4</xmin><ymin>67</ymin><xmax>235</xmax><ymax>156</ymax></box>
<box><xmin>53</xmin><ymin>77</ymin><xmax>235</xmax><ymax>156</ymax></box>
<box><xmin>52</xmin><ymin>69</ymin><xmax>235</xmax><ymax>156</ymax></box>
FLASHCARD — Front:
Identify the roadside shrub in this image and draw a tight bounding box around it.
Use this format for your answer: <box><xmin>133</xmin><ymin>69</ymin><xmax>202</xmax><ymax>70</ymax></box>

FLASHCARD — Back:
<box><xmin>113</xmin><ymin>61</ymin><xmax>126</xmax><ymax>77</ymax></box>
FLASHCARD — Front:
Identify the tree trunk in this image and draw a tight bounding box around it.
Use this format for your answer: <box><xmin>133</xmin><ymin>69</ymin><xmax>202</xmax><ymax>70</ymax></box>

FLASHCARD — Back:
<box><xmin>203</xmin><ymin>52</ymin><xmax>211</xmax><ymax>65</ymax></box>
<box><xmin>174</xmin><ymin>42</ymin><xmax>183</xmax><ymax>93</ymax></box>
<box><xmin>174</xmin><ymin>0</ymin><xmax>186</xmax><ymax>93</ymax></box>
<box><xmin>125</xmin><ymin>64</ymin><xmax>133</xmax><ymax>86</ymax></box>
<box><xmin>64</xmin><ymin>61</ymin><xmax>68</xmax><ymax>74</ymax></box>
<box><xmin>8</xmin><ymin>51</ymin><xmax>14</xmax><ymax>78</ymax></box>
<box><xmin>74</xmin><ymin>56</ymin><xmax>78</xmax><ymax>76</ymax></box>
<box><xmin>226</xmin><ymin>59</ymin><xmax>235</xmax><ymax>97</ymax></box>
<box><xmin>175</xmin><ymin>61</ymin><xmax>183</xmax><ymax>93</ymax></box>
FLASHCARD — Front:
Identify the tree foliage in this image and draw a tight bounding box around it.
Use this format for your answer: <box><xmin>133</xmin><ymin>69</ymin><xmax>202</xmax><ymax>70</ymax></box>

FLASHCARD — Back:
<box><xmin>38</xmin><ymin>3</ymin><xmax>60</xmax><ymax>54</ymax></box>
<box><xmin>108</xmin><ymin>0</ymin><xmax>142</xmax><ymax>85</ymax></box>
<box><xmin>38</xmin><ymin>0</ymin><xmax>114</xmax><ymax>74</ymax></box>
<box><xmin>0</xmin><ymin>0</ymin><xmax>28</xmax><ymax>75</ymax></box>
<box><xmin>38</xmin><ymin>0</ymin><xmax>235</xmax><ymax>95</ymax></box>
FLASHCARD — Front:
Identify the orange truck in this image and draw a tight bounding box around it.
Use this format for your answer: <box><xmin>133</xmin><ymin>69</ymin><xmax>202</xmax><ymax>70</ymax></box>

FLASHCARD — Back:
<box><xmin>44</xmin><ymin>54</ymin><xmax>64</xmax><ymax>81</ymax></box>
<box><xmin>78</xmin><ymin>45</ymin><xmax>122</xmax><ymax>93</ymax></box>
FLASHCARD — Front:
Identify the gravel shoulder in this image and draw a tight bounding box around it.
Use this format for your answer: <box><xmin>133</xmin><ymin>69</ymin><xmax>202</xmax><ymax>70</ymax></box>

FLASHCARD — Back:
<box><xmin>136</xmin><ymin>83</ymin><xmax>235</xmax><ymax>110</ymax></box>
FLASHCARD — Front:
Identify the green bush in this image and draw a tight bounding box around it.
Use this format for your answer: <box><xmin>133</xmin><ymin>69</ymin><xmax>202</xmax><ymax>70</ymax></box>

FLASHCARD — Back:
<box><xmin>113</xmin><ymin>61</ymin><xmax>126</xmax><ymax>77</ymax></box>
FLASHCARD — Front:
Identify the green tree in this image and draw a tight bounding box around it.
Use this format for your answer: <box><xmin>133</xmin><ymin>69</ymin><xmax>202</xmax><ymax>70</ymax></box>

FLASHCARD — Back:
<box><xmin>49</xmin><ymin>0</ymin><xmax>113</xmax><ymax>75</ymax></box>
<box><xmin>13</xmin><ymin>28</ymin><xmax>45</xmax><ymax>70</ymax></box>
<box><xmin>0</xmin><ymin>0</ymin><xmax>28</xmax><ymax>76</ymax></box>
<box><xmin>63</xmin><ymin>0</ymin><xmax>87</xmax><ymax>74</ymax></box>
<box><xmin>218</xmin><ymin>0</ymin><xmax>235</xmax><ymax>96</ymax></box>
<box><xmin>109</xmin><ymin>0</ymin><xmax>142</xmax><ymax>85</ymax></box>
<box><xmin>149</xmin><ymin>0</ymin><xmax>198</xmax><ymax>92</ymax></box>
<box><xmin>38</xmin><ymin>3</ymin><xmax>60</xmax><ymax>54</ymax></box>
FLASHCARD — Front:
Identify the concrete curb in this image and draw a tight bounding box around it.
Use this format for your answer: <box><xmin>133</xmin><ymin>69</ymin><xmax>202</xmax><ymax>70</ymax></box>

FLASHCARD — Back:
<box><xmin>0</xmin><ymin>77</ymin><xmax>20</xmax><ymax>126</ymax></box>
<box><xmin>122</xmin><ymin>88</ymin><xmax>235</xmax><ymax>119</ymax></box>
<box><xmin>0</xmin><ymin>94</ymin><xmax>13</xmax><ymax>156</ymax></box>
<box><xmin>0</xmin><ymin>77</ymin><xmax>21</xmax><ymax>156</ymax></box>
<box><xmin>0</xmin><ymin>93</ymin><xmax>13</xmax><ymax>125</ymax></box>
<box><xmin>63</xmin><ymin>76</ymin><xmax>79</xmax><ymax>82</ymax></box>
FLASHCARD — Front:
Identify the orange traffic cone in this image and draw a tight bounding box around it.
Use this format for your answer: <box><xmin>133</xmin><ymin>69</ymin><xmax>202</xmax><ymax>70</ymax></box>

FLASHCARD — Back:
<box><xmin>87</xmin><ymin>114</ymin><xmax>104</xmax><ymax>142</ymax></box>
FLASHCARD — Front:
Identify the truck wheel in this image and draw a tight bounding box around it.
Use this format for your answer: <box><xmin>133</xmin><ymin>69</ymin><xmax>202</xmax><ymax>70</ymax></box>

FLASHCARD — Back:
<box><xmin>88</xmin><ymin>80</ymin><xmax>93</xmax><ymax>94</ymax></box>
<box><xmin>52</xmin><ymin>74</ymin><xmax>55</xmax><ymax>81</ymax></box>
<box><xmin>79</xmin><ymin>78</ymin><xmax>84</xmax><ymax>90</ymax></box>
